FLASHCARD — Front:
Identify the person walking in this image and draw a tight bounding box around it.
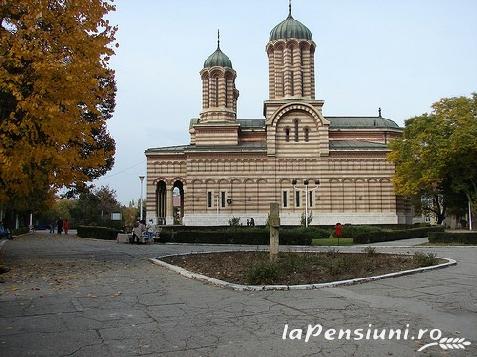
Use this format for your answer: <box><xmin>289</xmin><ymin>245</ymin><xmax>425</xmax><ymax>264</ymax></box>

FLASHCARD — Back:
<box><xmin>57</xmin><ymin>218</ymin><xmax>63</xmax><ymax>234</ymax></box>
<box><xmin>63</xmin><ymin>219</ymin><xmax>69</xmax><ymax>235</ymax></box>
<box><xmin>50</xmin><ymin>220</ymin><xmax>56</xmax><ymax>234</ymax></box>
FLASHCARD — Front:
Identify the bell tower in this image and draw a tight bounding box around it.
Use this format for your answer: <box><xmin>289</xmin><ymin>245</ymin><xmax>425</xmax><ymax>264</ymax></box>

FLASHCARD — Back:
<box><xmin>199</xmin><ymin>31</ymin><xmax>239</xmax><ymax>123</ymax></box>
<box><xmin>190</xmin><ymin>31</ymin><xmax>241</xmax><ymax>146</ymax></box>
<box><xmin>266</xmin><ymin>2</ymin><xmax>316</xmax><ymax>100</ymax></box>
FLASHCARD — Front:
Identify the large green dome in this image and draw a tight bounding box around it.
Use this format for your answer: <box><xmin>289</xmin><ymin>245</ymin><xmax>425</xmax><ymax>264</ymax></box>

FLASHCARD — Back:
<box><xmin>270</xmin><ymin>13</ymin><xmax>312</xmax><ymax>41</ymax></box>
<box><xmin>203</xmin><ymin>46</ymin><xmax>233</xmax><ymax>69</ymax></box>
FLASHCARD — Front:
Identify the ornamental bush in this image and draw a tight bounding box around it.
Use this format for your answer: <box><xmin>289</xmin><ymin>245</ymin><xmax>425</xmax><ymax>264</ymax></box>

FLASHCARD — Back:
<box><xmin>77</xmin><ymin>226</ymin><xmax>122</xmax><ymax>240</ymax></box>
<box><xmin>428</xmin><ymin>232</ymin><xmax>477</xmax><ymax>244</ymax></box>
<box><xmin>353</xmin><ymin>226</ymin><xmax>445</xmax><ymax>244</ymax></box>
<box><xmin>159</xmin><ymin>227</ymin><xmax>313</xmax><ymax>245</ymax></box>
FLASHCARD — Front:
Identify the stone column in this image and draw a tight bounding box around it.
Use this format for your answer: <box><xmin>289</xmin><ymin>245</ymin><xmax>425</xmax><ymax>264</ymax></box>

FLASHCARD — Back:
<box><xmin>302</xmin><ymin>45</ymin><xmax>311</xmax><ymax>97</ymax></box>
<box><xmin>218</xmin><ymin>75</ymin><xmax>226</xmax><ymax>108</ymax></box>
<box><xmin>274</xmin><ymin>47</ymin><xmax>284</xmax><ymax>98</ymax></box>
<box><xmin>293</xmin><ymin>44</ymin><xmax>302</xmax><ymax>96</ymax></box>
<box><xmin>268</xmin><ymin>49</ymin><xmax>275</xmax><ymax>99</ymax></box>
<box><xmin>202</xmin><ymin>75</ymin><xmax>209</xmax><ymax>109</ymax></box>
<box><xmin>283</xmin><ymin>46</ymin><xmax>292</xmax><ymax>97</ymax></box>
<box><xmin>310</xmin><ymin>46</ymin><xmax>316</xmax><ymax>99</ymax></box>
<box><xmin>166</xmin><ymin>186</ymin><xmax>173</xmax><ymax>225</ymax></box>
<box><xmin>269</xmin><ymin>202</ymin><xmax>280</xmax><ymax>262</ymax></box>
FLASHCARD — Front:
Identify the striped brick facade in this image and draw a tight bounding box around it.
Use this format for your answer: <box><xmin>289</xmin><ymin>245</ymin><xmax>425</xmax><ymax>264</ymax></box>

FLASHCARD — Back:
<box><xmin>145</xmin><ymin>10</ymin><xmax>412</xmax><ymax>226</ymax></box>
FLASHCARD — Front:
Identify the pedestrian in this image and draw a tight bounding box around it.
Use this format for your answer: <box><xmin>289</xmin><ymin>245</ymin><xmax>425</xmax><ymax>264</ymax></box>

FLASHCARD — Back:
<box><xmin>250</xmin><ymin>217</ymin><xmax>255</xmax><ymax>227</ymax></box>
<box><xmin>50</xmin><ymin>221</ymin><xmax>55</xmax><ymax>234</ymax></box>
<box><xmin>57</xmin><ymin>218</ymin><xmax>63</xmax><ymax>234</ymax></box>
<box><xmin>63</xmin><ymin>218</ymin><xmax>69</xmax><ymax>235</ymax></box>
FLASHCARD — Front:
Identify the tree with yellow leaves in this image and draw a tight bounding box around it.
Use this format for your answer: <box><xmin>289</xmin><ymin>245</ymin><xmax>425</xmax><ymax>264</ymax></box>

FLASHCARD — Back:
<box><xmin>0</xmin><ymin>0</ymin><xmax>117</xmax><ymax>214</ymax></box>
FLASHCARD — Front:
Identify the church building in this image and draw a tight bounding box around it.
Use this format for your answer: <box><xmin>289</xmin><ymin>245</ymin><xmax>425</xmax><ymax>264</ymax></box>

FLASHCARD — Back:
<box><xmin>145</xmin><ymin>5</ymin><xmax>411</xmax><ymax>226</ymax></box>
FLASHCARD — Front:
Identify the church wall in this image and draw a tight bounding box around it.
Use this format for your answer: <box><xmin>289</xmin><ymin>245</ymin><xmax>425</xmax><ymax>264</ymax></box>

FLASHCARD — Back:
<box><xmin>275</xmin><ymin>111</ymin><xmax>320</xmax><ymax>157</ymax></box>
<box><xmin>146</xmin><ymin>149</ymin><xmax>399</xmax><ymax>226</ymax></box>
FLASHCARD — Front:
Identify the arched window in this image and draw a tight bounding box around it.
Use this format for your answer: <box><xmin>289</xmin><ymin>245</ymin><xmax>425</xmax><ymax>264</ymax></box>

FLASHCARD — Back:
<box><xmin>304</xmin><ymin>127</ymin><xmax>309</xmax><ymax>142</ymax></box>
<box><xmin>294</xmin><ymin>119</ymin><xmax>299</xmax><ymax>142</ymax></box>
<box><xmin>285</xmin><ymin>127</ymin><xmax>290</xmax><ymax>142</ymax></box>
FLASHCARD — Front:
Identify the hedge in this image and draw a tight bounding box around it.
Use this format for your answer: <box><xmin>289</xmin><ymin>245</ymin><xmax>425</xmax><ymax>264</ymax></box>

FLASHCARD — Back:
<box><xmin>12</xmin><ymin>227</ymin><xmax>30</xmax><ymax>236</ymax></box>
<box><xmin>428</xmin><ymin>232</ymin><xmax>477</xmax><ymax>244</ymax></box>
<box><xmin>77</xmin><ymin>226</ymin><xmax>122</xmax><ymax>240</ymax></box>
<box><xmin>159</xmin><ymin>227</ymin><xmax>313</xmax><ymax>245</ymax></box>
<box><xmin>353</xmin><ymin>226</ymin><xmax>445</xmax><ymax>244</ymax></box>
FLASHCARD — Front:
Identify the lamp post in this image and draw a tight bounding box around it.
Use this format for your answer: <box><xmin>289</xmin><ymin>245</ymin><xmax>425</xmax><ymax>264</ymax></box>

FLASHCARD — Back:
<box><xmin>139</xmin><ymin>176</ymin><xmax>145</xmax><ymax>221</ymax></box>
<box><xmin>293</xmin><ymin>179</ymin><xmax>320</xmax><ymax>227</ymax></box>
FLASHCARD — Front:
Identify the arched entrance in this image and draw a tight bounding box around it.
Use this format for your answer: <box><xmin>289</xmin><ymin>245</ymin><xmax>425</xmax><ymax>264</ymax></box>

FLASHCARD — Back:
<box><xmin>172</xmin><ymin>180</ymin><xmax>184</xmax><ymax>225</ymax></box>
<box><xmin>156</xmin><ymin>181</ymin><xmax>167</xmax><ymax>225</ymax></box>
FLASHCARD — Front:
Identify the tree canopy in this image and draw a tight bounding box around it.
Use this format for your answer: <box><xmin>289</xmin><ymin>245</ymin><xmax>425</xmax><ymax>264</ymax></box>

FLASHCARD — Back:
<box><xmin>388</xmin><ymin>94</ymin><xmax>477</xmax><ymax>224</ymax></box>
<box><xmin>0</xmin><ymin>0</ymin><xmax>117</xmax><ymax>213</ymax></box>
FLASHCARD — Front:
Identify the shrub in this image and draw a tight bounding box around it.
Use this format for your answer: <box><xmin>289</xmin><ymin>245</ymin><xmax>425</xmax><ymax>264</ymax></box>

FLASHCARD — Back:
<box><xmin>334</xmin><ymin>225</ymin><xmax>382</xmax><ymax>238</ymax></box>
<box><xmin>428</xmin><ymin>232</ymin><xmax>477</xmax><ymax>244</ymax></box>
<box><xmin>246</xmin><ymin>260</ymin><xmax>280</xmax><ymax>285</ymax></box>
<box><xmin>228</xmin><ymin>217</ymin><xmax>241</xmax><ymax>227</ymax></box>
<box><xmin>159</xmin><ymin>227</ymin><xmax>313</xmax><ymax>245</ymax></box>
<box><xmin>77</xmin><ymin>226</ymin><xmax>122</xmax><ymax>240</ymax></box>
<box><xmin>353</xmin><ymin>226</ymin><xmax>445</xmax><ymax>244</ymax></box>
<box><xmin>413</xmin><ymin>252</ymin><xmax>439</xmax><ymax>267</ymax></box>
<box><xmin>12</xmin><ymin>227</ymin><xmax>29</xmax><ymax>236</ymax></box>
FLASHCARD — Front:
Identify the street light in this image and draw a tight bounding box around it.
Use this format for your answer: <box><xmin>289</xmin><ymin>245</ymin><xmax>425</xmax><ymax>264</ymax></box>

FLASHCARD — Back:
<box><xmin>293</xmin><ymin>179</ymin><xmax>320</xmax><ymax>227</ymax></box>
<box><xmin>139</xmin><ymin>176</ymin><xmax>145</xmax><ymax>221</ymax></box>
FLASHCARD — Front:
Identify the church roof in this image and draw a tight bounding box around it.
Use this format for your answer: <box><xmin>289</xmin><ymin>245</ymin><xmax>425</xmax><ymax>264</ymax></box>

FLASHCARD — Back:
<box><xmin>269</xmin><ymin>5</ymin><xmax>312</xmax><ymax>41</ymax></box>
<box><xmin>189</xmin><ymin>117</ymin><xmax>401</xmax><ymax>130</ymax></box>
<box><xmin>329</xmin><ymin>140</ymin><xmax>389</xmax><ymax>150</ymax></box>
<box><xmin>145</xmin><ymin>142</ymin><xmax>266</xmax><ymax>154</ymax></box>
<box><xmin>203</xmin><ymin>47</ymin><xmax>233</xmax><ymax>69</ymax></box>
<box><xmin>327</xmin><ymin>117</ymin><xmax>400</xmax><ymax>129</ymax></box>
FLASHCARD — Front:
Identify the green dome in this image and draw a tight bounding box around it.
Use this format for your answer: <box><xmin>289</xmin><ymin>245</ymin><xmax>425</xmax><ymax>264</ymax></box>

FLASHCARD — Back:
<box><xmin>203</xmin><ymin>47</ymin><xmax>233</xmax><ymax>69</ymax></box>
<box><xmin>270</xmin><ymin>14</ymin><xmax>312</xmax><ymax>41</ymax></box>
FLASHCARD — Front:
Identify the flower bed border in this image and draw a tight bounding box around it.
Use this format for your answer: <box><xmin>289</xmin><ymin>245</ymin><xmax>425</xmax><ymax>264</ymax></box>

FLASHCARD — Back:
<box><xmin>150</xmin><ymin>250</ymin><xmax>457</xmax><ymax>291</ymax></box>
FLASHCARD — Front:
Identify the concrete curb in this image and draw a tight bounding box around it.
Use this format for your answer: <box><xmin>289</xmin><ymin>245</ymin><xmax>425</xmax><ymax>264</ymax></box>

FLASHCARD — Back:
<box><xmin>149</xmin><ymin>251</ymin><xmax>457</xmax><ymax>291</ymax></box>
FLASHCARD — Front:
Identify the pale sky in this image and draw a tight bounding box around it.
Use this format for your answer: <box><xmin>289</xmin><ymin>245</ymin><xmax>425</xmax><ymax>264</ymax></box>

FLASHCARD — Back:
<box><xmin>93</xmin><ymin>0</ymin><xmax>477</xmax><ymax>204</ymax></box>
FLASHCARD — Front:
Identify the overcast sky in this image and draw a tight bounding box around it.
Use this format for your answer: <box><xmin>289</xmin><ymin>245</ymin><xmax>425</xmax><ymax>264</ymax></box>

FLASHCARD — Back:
<box><xmin>93</xmin><ymin>0</ymin><xmax>477</xmax><ymax>204</ymax></box>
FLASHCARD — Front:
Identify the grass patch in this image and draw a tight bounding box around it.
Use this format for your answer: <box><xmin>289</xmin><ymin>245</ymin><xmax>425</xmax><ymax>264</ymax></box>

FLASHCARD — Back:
<box><xmin>312</xmin><ymin>238</ymin><xmax>353</xmax><ymax>246</ymax></box>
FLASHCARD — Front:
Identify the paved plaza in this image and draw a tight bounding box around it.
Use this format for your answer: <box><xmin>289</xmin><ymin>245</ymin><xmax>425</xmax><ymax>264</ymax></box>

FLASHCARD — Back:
<box><xmin>0</xmin><ymin>233</ymin><xmax>476</xmax><ymax>356</ymax></box>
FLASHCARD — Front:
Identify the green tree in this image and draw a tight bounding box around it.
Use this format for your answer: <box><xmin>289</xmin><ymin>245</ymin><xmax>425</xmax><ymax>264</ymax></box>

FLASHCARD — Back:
<box><xmin>0</xmin><ymin>0</ymin><xmax>117</xmax><ymax>214</ymax></box>
<box><xmin>70</xmin><ymin>185</ymin><xmax>120</xmax><ymax>227</ymax></box>
<box><xmin>388</xmin><ymin>94</ymin><xmax>477</xmax><ymax>225</ymax></box>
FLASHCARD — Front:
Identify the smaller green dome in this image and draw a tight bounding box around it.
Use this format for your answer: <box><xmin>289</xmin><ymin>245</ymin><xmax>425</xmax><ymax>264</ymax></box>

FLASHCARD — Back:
<box><xmin>270</xmin><ymin>14</ymin><xmax>312</xmax><ymax>41</ymax></box>
<box><xmin>203</xmin><ymin>46</ymin><xmax>233</xmax><ymax>69</ymax></box>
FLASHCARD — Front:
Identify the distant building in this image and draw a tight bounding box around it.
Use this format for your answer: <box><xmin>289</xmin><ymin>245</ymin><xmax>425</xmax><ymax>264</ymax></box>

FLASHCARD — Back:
<box><xmin>145</xmin><ymin>5</ymin><xmax>411</xmax><ymax>226</ymax></box>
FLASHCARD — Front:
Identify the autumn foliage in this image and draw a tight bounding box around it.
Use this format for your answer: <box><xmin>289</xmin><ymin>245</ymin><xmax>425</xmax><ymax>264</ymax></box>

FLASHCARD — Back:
<box><xmin>0</xmin><ymin>0</ymin><xmax>117</xmax><ymax>212</ymax></box>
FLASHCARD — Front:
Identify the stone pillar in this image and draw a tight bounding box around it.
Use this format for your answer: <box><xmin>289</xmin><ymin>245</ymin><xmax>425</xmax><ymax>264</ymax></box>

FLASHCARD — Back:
<box><xmin>226</xmin><ymin>77</ymin><xmax>233</xmax><ymax>108</ymax></box>
<box><xmin>293</xmin><ymin>44</ymin><xmax>302</xmax><ymax>96</ymax></box>
<box><xmin>268</xmin><ymin>49</ymin><xmax>275</xmax><ymax>99</ymax></box>
<box><xmin>302</xmin><ymin>45</ymin><xmax>311</xmax><ymax>97</ymax></box>
<box><xmin>283</xmin><ymin>46</ymin><xmax>292</xmax><ymax>97</ymax></box>
<box><xmin>166</xmin><ymin>186</ymin><xmax>173</xmax><ymax>225</ymax></box>
<box><xmin>202</xmin><ymin>75</ymin><xmax>209</xmax><ymax>109</ymax></box>
<box><xmin>218</xmin><ymin>75</ymin><xmax>226</xmax><ymax>108</ymax></box>
<box><xmin>274</xmin><ymin>46</ymin><xmax>284</xmax><ymax>98</ymax></box>
<box><xmin>310</xmin><ymin>46</ymin><xmax>316</xmax><ymax>99</ymax></box>
<box><xmin>209</xmin><ymin>76</ymin><xmax>217</xmax><ymax>108</ymax></box>
<box><xmin>269</xmin><ymin>202</ymin><xmax>280</xmax><ymax>262</ymax></box>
